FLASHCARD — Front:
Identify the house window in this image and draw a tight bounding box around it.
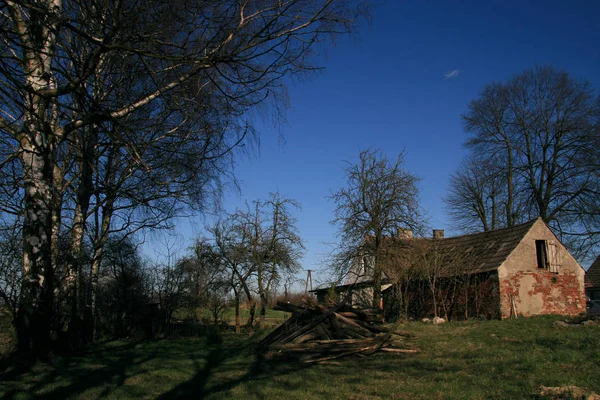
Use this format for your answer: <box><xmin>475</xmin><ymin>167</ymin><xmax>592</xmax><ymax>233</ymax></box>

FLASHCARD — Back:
<box><xmin>536</xmin><ymin>240</ymin><xmax>547</xmax><ymax>269</ymax></box>
<box><xmin>535</xmin><ymin>240</ymin><xmax>561</xmax><ymax>273</ymax></box>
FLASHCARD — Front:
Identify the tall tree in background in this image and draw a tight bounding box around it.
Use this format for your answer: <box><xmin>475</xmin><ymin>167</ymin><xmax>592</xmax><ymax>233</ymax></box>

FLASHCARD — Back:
<box><xmin>210</xmin><ymin>214</ymin><xmax>257</xmax><ymax>329</ymax></box>
<box><xmin>330</xmin><ymin>149</ymin><xmax>422</xmax><ymax>308</ymax></box>
<box><xmin>209</xmin><ymin>193</ymin><xmax>304</xmax><ymax>329</ymax></box>
<box><xmin>447</xmin><ymin>66</ymin><xmax>600</xmax><ymax>257</ymax></box>
<box><xmin>444</xmin><ymin>156</ymin><xmax>508</xmax><ymax>232</ymax></box>
<box><xmin>462</xmin><ymin>81</ymin><xmax>519</xmax><ymax>227</ymax></box>
<box><xmin>251</xmin><ymin>194</ymin><xmax>304</xmax><ymax>329</ymax></box>
<box><xmin>0</xmin><ymin>0</ymin><xmax>367</xmax><ymax>356</ymax></box>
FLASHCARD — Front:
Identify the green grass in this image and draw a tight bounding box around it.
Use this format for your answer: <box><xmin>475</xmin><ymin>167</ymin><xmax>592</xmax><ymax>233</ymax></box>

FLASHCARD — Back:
<box><xmin>176</xmin><ymin>307</ymin><xmax>289</xmax><ymax>327</ymax></box>
<box><xmin>1</xmin><ymin>316</ymin><xmax>599</xmax><ymax>399</ymax></box>
<box><xmin>218</xmin><ymin>308</ymin><xmax>289</xmax><ymax>327</ymax></box>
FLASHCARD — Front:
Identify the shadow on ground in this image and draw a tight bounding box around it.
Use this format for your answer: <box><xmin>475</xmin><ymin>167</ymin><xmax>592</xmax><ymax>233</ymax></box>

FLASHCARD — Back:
<box><xmin>0</xmin><ymin>340</ymin><xmax>146</xmax><ymax>399</ymax></box>
<box><xmin>0</xmin><ymin>332</ymin><xmax>316</xmax><ymax>399</ymax></box>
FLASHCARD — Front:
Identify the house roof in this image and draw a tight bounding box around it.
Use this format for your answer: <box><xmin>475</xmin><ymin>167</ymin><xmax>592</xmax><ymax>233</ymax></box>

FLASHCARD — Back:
<box><xmin>311</xmin><ymin>278</ymin><xmax>390</xmax><ymax>294</ymax></box>
<box><xmin>313</xmin><ymin>218</ymin><xmax>544</xmax><ymax>293</ymax></box>
<box><xmin>425</xmin><ymin>218</ymin><xmax>539</xmax><ymax>274</ymax></box>
<box><xmin>585</xmin><ymin>256</ymin><xmax>600</xmax><ymax>289</ymax></box>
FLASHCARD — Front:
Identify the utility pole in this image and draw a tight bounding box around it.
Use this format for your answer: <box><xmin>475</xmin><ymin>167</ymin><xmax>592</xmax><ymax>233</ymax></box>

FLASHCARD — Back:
<box><xmin>304</xmin><ymin>269</ymin><xmax>313</xmax><ymax>296</ymax></box>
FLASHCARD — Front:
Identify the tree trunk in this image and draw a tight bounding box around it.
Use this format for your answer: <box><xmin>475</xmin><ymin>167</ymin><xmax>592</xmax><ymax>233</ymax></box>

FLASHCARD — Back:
<box><xmin>66</xmin><ymin>197</ymin><xmax>87</xmax><ymax>348</ymax></box>
<box><xmin>505</xmin><ymin>141</ymin><xmax>514</xmax><ymax>226</ymax></box>
<box><xmin>15</xmin><ymin>0</ymin><xmax>61</xmax><ymax>356</ymax></box>
<box><xmin>372</xmin><ymin>241</ymin><xmax>382</xmax><ymax>309</ymax></box>
<box><xmin>248</xmin><ymin>300</ymin><xmax>256</xmax><ymax>328</ymax></box>
<box><xmin>17</xmin><ymin>132</ymin><xmax>55</xmax><ymax>358</ymax></box>
<box><xmin>234</xmin><ymin>295</ymin><xmax>240</xmax><ymax>334</ymax></box>
<box><xmin>490</xmin><ymin>188</ymin><xmax>497</xmax><ymax>231</ymax></box>
<box><xmin>259</xmin><ymin>301</ymin><xmax>266</xmax><ymax>329</ymax></box>
<box><xmin>51</xmin><ymin>165</ymin><xmax>64</xmax><ymax>273</ymax></box>
<box><xmin>239</xmin><ymin>278</ymin><xmax>256</xmax><ymax>328</ymax></box>
<box><xmin>430</xmin><ymin>279</ymin><xmax>438</xmax><ymax>318</ymax></box>
<box><xmin>87</xmin><ymin>201</ymin><xmax>113</xmax><ymax>342</ymax></box>
<box><xmin>67</xmin><ymin>130</ymin><xmax>96</xmax><ymax>346</ymax></box>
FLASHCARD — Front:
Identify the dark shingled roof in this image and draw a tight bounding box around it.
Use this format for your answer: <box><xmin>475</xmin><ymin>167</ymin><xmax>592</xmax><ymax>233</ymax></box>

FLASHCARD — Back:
<box><xmin>313</xmin><ymin>219</ymin><xmax>541</xmax><ymax>293</ymax></box>
<box><xmin>586</xmin><ymin>256</ymin><xmax>600</xmax><ymax>289</ymax></box>
<box><xmin>432</xmin><ymin>218</ymin><xmax>539</xmax><ymax>274</ymax></box>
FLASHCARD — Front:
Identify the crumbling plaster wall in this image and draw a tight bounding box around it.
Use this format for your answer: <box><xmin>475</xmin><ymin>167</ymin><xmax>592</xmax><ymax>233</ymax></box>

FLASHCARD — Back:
<box><xmin>497</xmin><ymin>221</ymin><xmax>586</xmax><ymax>318</ymax></box>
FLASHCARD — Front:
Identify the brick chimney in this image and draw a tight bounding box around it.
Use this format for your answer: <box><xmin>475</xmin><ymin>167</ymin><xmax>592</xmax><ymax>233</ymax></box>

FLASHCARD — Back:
<box><xmin>398</xmin><ymin>228</ymin><xmax>413</xmax><ymax>239</ymax></box>
<box><xmin>433</xmin><ymin>229</ymin><xmax>444</xmax><ymax>239</ymax></box>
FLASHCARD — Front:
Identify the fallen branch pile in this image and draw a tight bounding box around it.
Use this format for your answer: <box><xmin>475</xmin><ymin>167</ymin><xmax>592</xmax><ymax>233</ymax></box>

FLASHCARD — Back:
<box><xmin>257</xmin><ymin>301</ymin><xmax>417</xmax><ymax>363</ymax></box>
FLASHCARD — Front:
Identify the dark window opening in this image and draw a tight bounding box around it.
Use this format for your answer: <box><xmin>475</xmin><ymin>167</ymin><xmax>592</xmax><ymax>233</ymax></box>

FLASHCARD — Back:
<box><xmin>536</xmin><ymin>240</ymin><xmax>548</xmax><ymax>269</ymax></box>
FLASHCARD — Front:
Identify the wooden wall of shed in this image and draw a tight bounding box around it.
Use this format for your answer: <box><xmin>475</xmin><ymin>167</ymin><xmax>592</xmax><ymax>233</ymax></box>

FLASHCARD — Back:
<box><xmin>382</xmin><ymin>271</ymin><xmax>501</xmax><ymax>321</ymax></box>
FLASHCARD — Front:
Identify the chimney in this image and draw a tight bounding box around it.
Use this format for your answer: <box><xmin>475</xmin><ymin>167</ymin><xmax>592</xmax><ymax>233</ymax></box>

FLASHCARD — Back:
<box><xmin>398</xmin><ymin>228</ymin><xmax>413</xmax><ymax>239</ymax></box>
<box><xmin>433</xmin><ymin>229</ymin><xmax>444</xmax><ymax>239</ymax></box>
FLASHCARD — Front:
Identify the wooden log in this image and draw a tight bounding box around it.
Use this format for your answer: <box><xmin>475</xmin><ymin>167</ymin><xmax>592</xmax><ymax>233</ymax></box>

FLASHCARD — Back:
<box><xmin>257</xmin><ymin>311</ymin><xmax>303</xmax><ymax>349</ymax></box>
<box><xmin>329</xmin><ymin>313</ymin><xmax>342</xmax><ymax>339</ymax></box>
<box><xmin>278</xmin><ymin>302</ymin><xmax>346</xmax><ymax>345</ymax></box>
<box><xmin>389</xmin><ymin>330</ymin><xmax>416</xmax><ymax>338</ymax></box>
<box><xmin>271</xmin><ymin>337</ymin><xmax>386</xmax><ymax>352</ymax></box>
<box><xmin>334</xmin><ymin>312</ymin><xmax>375</xmax><ymax>337</ymax></box>
<box><xmin>292</xmin><ymin>330</ymin><xmax>320</xmax><ymax>344</ymax></box>
<box><xmin>361</xmin><ymin>333</ymin><xmax>391</xmax><ymax>356</ymax></box>
<box><xmin>301</xmin><ymin>346</ymin><xmax>374</xmax><ymax>363</ymax></box>
<box><xmin>380</xmin><ymin>348</ymin><xmax>419</xmax><ymax>353</ymax></box>
<box><xmin>314</xmin><ymin>323</ymin><xmax>332</xmax><ymax>340</ymax></box>
<box><xmin>338</xmin><ymin>306</ymin><xmax>384</xmax><ymax>323</ymax></box>
<box><xmin>337</xmin><ymin>311</ymin><xmax>359</xmax><ymax>319</ymax></box>
<box><xmin>273</xmin><ymin>302</ymin><xmax>306</xmax><ymax>314</ymax></box>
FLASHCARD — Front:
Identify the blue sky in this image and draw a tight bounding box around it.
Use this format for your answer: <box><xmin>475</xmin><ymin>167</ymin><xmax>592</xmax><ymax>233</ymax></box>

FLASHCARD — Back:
<box><xmin>155</xmin><ymin>1</ymin><xmax>600</xmax><ymax>282</ymax></box>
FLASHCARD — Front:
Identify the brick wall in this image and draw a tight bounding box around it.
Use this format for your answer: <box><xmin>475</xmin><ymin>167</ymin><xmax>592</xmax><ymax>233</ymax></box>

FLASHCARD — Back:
<box><xmin>497</xmin><ymin>219</ymin><xmax>586</xmax><ymax>319</ymax></box>
<box><xmin>499</xmin><ymin>270</ymin><xmax>585</xmax><ymax>318</ymax></box>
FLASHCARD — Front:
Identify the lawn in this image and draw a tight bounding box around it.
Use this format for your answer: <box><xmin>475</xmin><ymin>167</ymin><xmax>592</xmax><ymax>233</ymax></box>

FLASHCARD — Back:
<box><xmin>218</xmin><ymin>307</ymin><xmax>289</xmax><ymax>327</ymax></box>
<box><xmin>176</xmin><ymin>307</ymin><xmax>289</xmax><ymax>327</ymax></box>
<box><xmin>1</xmin><ymin>316</ymin><xmax>599</xmax><ymax>399</ymax></box>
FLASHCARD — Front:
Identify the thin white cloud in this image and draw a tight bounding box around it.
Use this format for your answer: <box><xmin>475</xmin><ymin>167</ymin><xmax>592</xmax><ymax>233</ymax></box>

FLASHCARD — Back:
<box><xmin>444</xmin><ymin>69</ymin><xmax>460</xmax><ymax>79</ymax></box>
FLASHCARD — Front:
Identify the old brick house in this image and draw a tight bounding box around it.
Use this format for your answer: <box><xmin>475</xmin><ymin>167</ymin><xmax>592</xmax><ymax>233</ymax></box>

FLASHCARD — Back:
<box><xmin>585</xmin><ymin>256</ymin><xmax>600</xmax><ymax>301</ymax></box>
<box><xmin>472</xmin><ymin>218</ymin><xmax>585</xmax><ymax>318</ymax></box>
<box><xmin>315</xmin><ymin>218</ymin><xmax>586</xmax><ymax>319</ymax></box>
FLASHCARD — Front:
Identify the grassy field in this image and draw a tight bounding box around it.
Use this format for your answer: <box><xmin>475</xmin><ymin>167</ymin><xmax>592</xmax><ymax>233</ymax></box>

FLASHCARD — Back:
<box><xmin>218</xmin><ymin>308</ymin><xmax>289</xmax><ymax>327</ymax></box>
<box><xmin>1</xmin><ymin>315</ymin><xmax>599</xmax><ymax>399</ymax></box>
<box><xmin>176</xmin><ymin>307</ymin><xmax>289</xmax><ymax>327</ymax></box>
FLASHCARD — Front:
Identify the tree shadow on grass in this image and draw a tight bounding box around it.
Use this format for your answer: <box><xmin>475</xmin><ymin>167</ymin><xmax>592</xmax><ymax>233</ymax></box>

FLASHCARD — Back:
<box><xmin>0</xmin><ymin>340</ymin><xmax>154</xmax><ymax>399</ymax></box>
<box><xmin>157</xmin><ymin>347</ymin><xmax>317</xmax><ymax>399</ymax></box>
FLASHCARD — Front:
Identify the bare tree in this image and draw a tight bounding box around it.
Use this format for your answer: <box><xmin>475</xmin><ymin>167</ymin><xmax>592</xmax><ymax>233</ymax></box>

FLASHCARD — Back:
<box><xmin>149</xmin><ymin>235</ymin><xmax>186</xmax><ymax>330</ymax></box>
<box><xmin>463</xmin><ymin>82</ymin><xmax>519</xmax><ymax>227</ymax></box>
<box><xmin>395</xmin><ymin>239</ymin><xmax>474</xmax><ymax>319</ymax></box>
<box><xmin>95</xmin><ymin>235</ymin><xmax>149</xmax><ymax>339</ymax></box>
<box><xmin>0</xmin><ymin>0</ymin><xmax>367</xmax><ymax>356</ymax></box>
<box><xmin>444</xmin><ymin>156</ymin><xmax>516</xmax><ymax>232</ymax></box>
<box><xmin>379</xmin><ymin>237</ymin><xmax>418</xmax><ymax>321</ymax></box>
<box><xmin>208</xmin><ymin>193</ymin><xmax>304</xmax><ymax>329</ymax></box>
<box><xmin>329</xmin><ymin>148</ymin><xmax>423</xmax><ymax>308</ymax></box>
<box><xmin>210</xmin><ymin>215</ymin><xmax>257</xmax><ymax>330</ymax></box>
<box><xmin>451</xmin><ymin>66</ymin><xmax>600</xmax><ymax>256</ymax></box>
<box><xmin>248</xmin><ymin>193</ymin><xmax>304</xmax><ymax>329</ymax></box>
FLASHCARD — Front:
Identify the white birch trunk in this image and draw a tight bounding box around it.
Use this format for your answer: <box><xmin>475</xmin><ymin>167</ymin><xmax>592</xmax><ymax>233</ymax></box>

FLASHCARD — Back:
<box><xmin>13</xmin><ymin>0</ymin><xmax>63</xmax><ymax>355</ymax></box>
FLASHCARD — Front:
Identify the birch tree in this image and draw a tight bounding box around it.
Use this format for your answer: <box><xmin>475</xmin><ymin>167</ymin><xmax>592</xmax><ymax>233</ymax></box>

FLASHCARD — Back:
<box><xmin>0</xmin><ymin>0</ymin><xmax>367</xmax><ymax>356</ymax></box>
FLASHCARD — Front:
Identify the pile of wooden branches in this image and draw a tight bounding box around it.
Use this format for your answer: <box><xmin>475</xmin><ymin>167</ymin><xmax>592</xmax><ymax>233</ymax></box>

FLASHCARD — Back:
<box><xmin>257</xmin><ymin>301</ymin><xmax>417</xmax><ymax>363</ymax></box>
